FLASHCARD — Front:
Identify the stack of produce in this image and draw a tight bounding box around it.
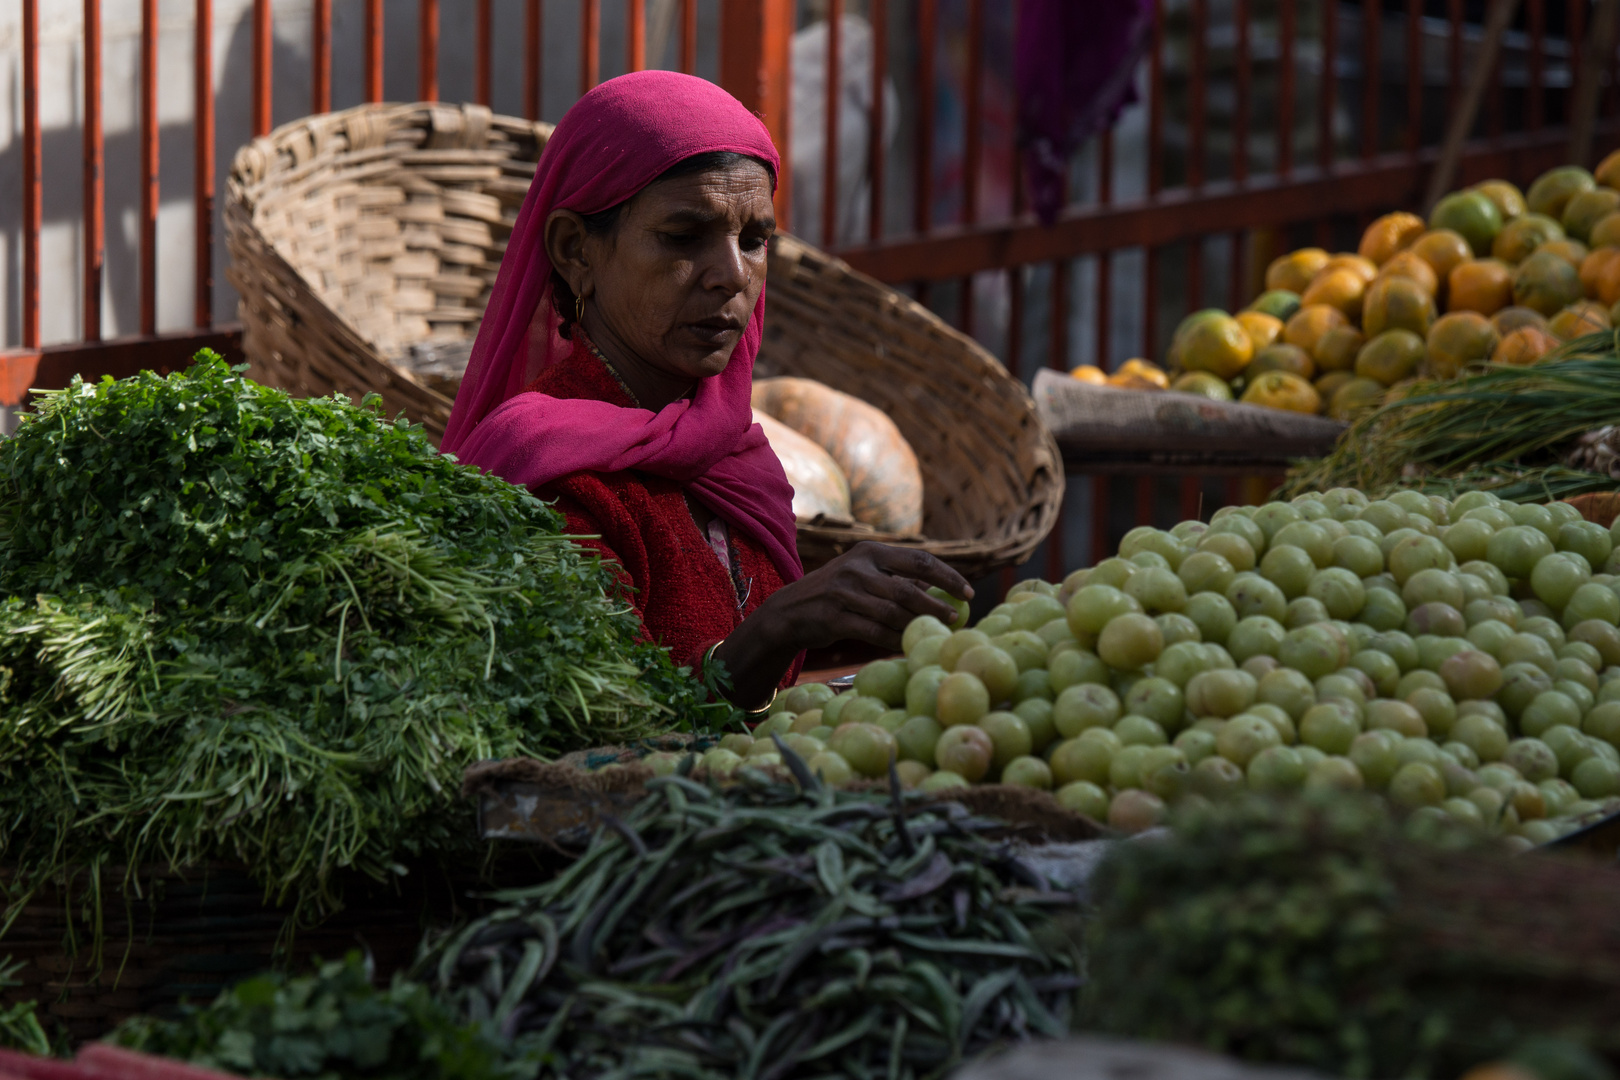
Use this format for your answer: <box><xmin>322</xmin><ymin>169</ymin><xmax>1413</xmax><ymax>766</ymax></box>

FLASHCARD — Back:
<box><xmin>754</xmin><ymin>488</ymin><xmax>1620</xmax><ymax>842</ymax></box>
<box><xmin>0</xmin><ymin>354</ymin><xmax>722</xmax><ymax>924</ymax></box>
<box><xmin>752</xmin><ymin>376</ymin><xmax>924</xmax><ymax>535</ymax></box>
<box><xmin>1075</xmin><ymin>151</ymin><xmax>1620</xmax><ymax>418</ymax></box>
<box><xmin>425</xmin><ymin>770</ymin><xmax>1078</xmax><ymax>1078</ymax></box>
<box><xmin>1287</xmin><ymin>345</ymin><xmax>1620</xmax><ymax>503</ymax></box>
<box><xmin>1084</xmin><ymin>793</ymin><xmax>1620</xmax><ymax>1077</ymax></box>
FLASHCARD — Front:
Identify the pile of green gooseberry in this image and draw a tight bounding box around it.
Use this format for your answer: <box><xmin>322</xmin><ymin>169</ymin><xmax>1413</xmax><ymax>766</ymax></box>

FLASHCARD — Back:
<box><xmin>692</xmin><ymin>488</ymin><xmax>1620</xmax><ymax>841</ymax></box>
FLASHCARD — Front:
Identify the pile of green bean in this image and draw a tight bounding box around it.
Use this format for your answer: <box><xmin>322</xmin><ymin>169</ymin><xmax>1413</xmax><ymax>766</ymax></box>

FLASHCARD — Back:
<box><xmin>430</xmin><ymin>749</ymin><xmax>1080</xmax><ymax>1079</ymax></box>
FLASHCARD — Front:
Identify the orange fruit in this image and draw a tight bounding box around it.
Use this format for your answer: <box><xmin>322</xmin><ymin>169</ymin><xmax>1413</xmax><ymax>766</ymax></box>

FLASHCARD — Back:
<box><xmin>1110</xmin><ymin>357</ymin><xmax>1171</xmax><ymax>389</ymax></box>
<box><xmin>1579</xmin><ymin>247</ymin><xmax>1620</xmax><ymax>297</ymax></box>
<box><xmin>1177</xmin><ymin>313</ymin><xmax>1254</xmax><ymax>380</ymax></box>
<box><xmin>1590</xmin><ymin>213</ymin><xmax>1620</xmax><ymax>249</ymax></box>
<box><xmin>1375</xmin><ymin>250</ymin><xmax>1440</xmax><ymax>296</ymax></box>
<box><xmin>1447</xmin><ymin>258</ymin><xmax>1515</xmax><ymax>314</ymax></box>
<box><xmin>1492</xmin><ymin>325</ymin><xmax>1561</xmax><ymax>365</ymax></box>
<box><xmin>1361</xmin><ymin>275</ymin><xmax>1436</xmax><ymax>337</ymax></box>
<box><xmin>1533</xmin><ymin>238</ymin><xmax>1588</xmax><ymax>268</ymax></box>
<box><xmin>1471</xmin><ymin>179</ymin><xmax>1528</xmax><ymax>220</ymax></box>
<box><xmin>1547</xmin><ymin>300</ymin><xmax>1612</xmax><ymax>339</ymax></box>
<box><xmin>1596</xmin><ymin>253</ymin><xmax>1620</xmax><ymax>305</ymax></box>
<box><xmin>1235</xmin><ymin>310</ymin><xmax>1284</xmax><ymax>352</ymax></box>
<box><xmin>1511</xmin><ymin>249</ymin><xmax>1583</xmax><ymax>315</ymax></box>
<box><xmin>1430</xmin><ymin>190</ymin><xmax>1505</xmax><ymax>255</ymax></box>
<box><xmin>1355</xmin><ymin>329</ymin><xmax>1427</xmax><ymax>386</ymax></box>
<box><xmin>1313</xmin><ymin>325</ymin><xmax>1366</xmax><ymax>373</ymax></box>
<box><xmin>1241</xmin><ymin>370</ymin><xmax>1322</xmax><ymax>414</ymax></box>
<box><xmin>1596</xmin><ymin>149</ymin><xmax>1620</xmax><ymax>189</ymax></box>
<box><xmin>1408</xmin><ymin>229</ymin><xmax>1473</xmax><ymax>292</ymax></box>
<box><xmin>1247</xmin><ymin>289</ymin><xmax>1302</xmax><ymax>322</ymax></box>
<box><xmin>1171</xmin><ymin>371</ymin><xmax>1234</xmax><ymax>400</ymax></box>
<box><xmin>1167</xmin><ymin>308</ymin><xmax>1229</xmax><ymax>369</ymax></box>
<box><xmin>1491</xmin><ymin>212</ymin><xmax>1564</xmax><ymax>263</ymax></box>
<box><xmin>1070</xmin><ymin>364</ymin><xmax>1108</xmax><ymax>385</ymax></box>
<box><xmin>1490</xmin><ymin>306</ymin><xmax>1549</xmax><ymax>336</ymax></box>
<box><xmin>1320</xmin><ymin>253</ymin><xmax>1380</xmax><ymax>284</ymax></box>
<box><xmin>1301</xmin><ymin>267</ymin><xmax>1368</xmax><ymax>320</ymax></box>
<box><xmin>1358</xmin><ymin>212</ymin><xmax>1426</xmax><ymax>265</ymax></box>
<box><xmin>1283</xmin><ymin>303</ymin><xmax>1350</xmax><ymax>354</ymax></box>
<box><xmin>1424</xmin><ymin>311</ymin><xmax>1498</xmax><ymax>378</ymax></box>
<box><xmin>1328</xmin><ymin>376</ymin><xmax>1386</xmax><ymax>421</ymax></box>
<box><xmin>1249</xmin><ymin>343</ymin><xmax>1316</xmax><ymax>381</ymax></box>
<box><xmin>1563</xmin><ymin>186</ymin><xmax>1620</xmax><ymax>242</ymax></box>
<box><xmin>1265</xmin><ymin>248</ymin><xmax>1331</xmax><ymax>294</ymax></box>
<box><xmin>1526</xmin><ymin>166</ymin><xmax>1596</xmax><ymax>219</ymax></box>
<box><xmin>1314</xmin><ymin>370</ymin><xmax>1355</xmax><ymax>402</ymax></box>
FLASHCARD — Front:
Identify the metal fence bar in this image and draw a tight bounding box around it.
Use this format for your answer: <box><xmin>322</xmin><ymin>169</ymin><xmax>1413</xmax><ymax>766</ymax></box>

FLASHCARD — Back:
<box><xmin>582</xmin><ymin>0</ymin><xmax>600</xmax><ymax>93</ymax></box>
<box><xmin>1450</xmin><ymin>0</ymin><xmax>1463</xmax><ymax>117</ymax></box>
<box><xmin>1531</xmin><ymin>0</ymin><xmax>1546</xmax><ymax>129</ymax></box>
<box><xmin>1364</xmin><ymin>0</ymin><xmax>1380</xmax><ymax>158</ymax></box>
<box><xmin>823</xmin><ymin>0</ymin><xmax>842</xmax><ymax>250</ymax></box>
<box><xmin>21</xmin><ymin>0</ymin><xmax>39</xmax><ymax>349</ymax></box>
<box><xmin>959</xmin><ymin>0</ymin><xmax>982</xmax><ymax>335</ymax></box>
<box><xmin>1231</xmin><ymin>0</ymin><xmax>1250</xmax><ymax>311</ymax></box>
<box><xmin>476</xmin><ymin>0</ymin><xmax>493</xmax><ymax>105</ymax></box>
<box><xmin>140</xmin><ymin>0</ymin><xmax>159</xmax><ymax>336</ymax></box>
<box><xmin>252</xmin><ymin>0</ymin><xmax>271</xmax><ymax>135</ymax></box>
<box><xmin>195</xmin><ymin>0</ymin><xmax>213</xmax><ymax>328</ymax></box>
<box><xmin>83</xmin><ymin>0</ymin><xmax>104</xmax><ymax>342</ymax></box>
<box><xmin>867</xmin><ymin>0</ymin><xmax>886</xmax><ymax>242</ymax></box>
<box><xmin>421</xmin><ymin>0</ymin><xmax>440</xmax><ymax>101</ymax></box>
<box><xmin>1281</xmin><ymin>0</ymin><xmax>1296</xmax><ymax>175</ymax></box>
<box><xmin>1143</xmin><ymin>0</ymin><xmax>1163</xmax><ymax>360</ymax></box>
<box><xmin>681</xmin><ymin>0</ymin><xmax>696</xmax><ymax>73</ymax></box>
<box><xmin>366</xmin><ymin>0</ymin><xmax>383</xmax><ymax>103</ymax></box>
<box><xmin>629</xmin><ymin>0</ymin><xmax>645</xmax><ymax>70</ymax></box>
<box><xmin>526</xmin><ymin>0</ymin><xmax>542</xmax><ymax>119</ymax></box>
<box><xmin>313</xmin><ymin>0</ymin><xmax>332</xmax><ymax>113</ymax></box>
<box><xmin>913</xmin><ymin>0</ymin><xmax>936</xmax><ymax>238</ymax></box>
<box><xmin>1407</xmin><ymin>0</ymin><xmax>1422</xmax><ymax>154</ymax></box>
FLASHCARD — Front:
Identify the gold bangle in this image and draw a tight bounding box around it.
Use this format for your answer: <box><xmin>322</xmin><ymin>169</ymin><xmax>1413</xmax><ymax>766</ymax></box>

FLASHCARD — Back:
<box><xmin>705</xmin><ymin>640</ymin><xmax>777</xmax><ymax>716</ymax></box>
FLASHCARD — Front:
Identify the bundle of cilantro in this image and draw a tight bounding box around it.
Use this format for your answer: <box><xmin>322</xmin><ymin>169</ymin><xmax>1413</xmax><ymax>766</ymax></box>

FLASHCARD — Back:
<box><xmin>0</xmin><ymin>352</ymin><xmax>724</xmax><ymax>923</ymax></box>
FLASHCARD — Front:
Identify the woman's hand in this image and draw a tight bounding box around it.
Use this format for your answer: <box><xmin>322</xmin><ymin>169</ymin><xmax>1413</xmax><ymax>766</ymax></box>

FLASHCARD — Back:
<box><xmin>711</xmin><ymin>542</ymin><xmax>972</xmax><ymax>708</ymax></box>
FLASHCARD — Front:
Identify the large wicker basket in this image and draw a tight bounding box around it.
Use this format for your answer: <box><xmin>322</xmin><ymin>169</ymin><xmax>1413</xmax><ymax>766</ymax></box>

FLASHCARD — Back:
<box><xmin>226</xmin><ymin>102</ymin><xmax>1063</xmax><ymax>578</ymax></box>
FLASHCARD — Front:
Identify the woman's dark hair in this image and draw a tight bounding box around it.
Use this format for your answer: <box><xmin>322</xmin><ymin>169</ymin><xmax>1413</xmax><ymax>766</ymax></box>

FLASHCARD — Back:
<box><xmin>552</xmin><ymin>151</ymin><xmax>773</xmax><ymax>338</ymax></box>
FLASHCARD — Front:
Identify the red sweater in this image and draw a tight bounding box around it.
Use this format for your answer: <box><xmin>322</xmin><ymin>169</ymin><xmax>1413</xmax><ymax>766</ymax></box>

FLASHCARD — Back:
<box><xmin>525</xmin><ymin>347</ymin><xmax>802</xmax><ymax>691</ymax></box>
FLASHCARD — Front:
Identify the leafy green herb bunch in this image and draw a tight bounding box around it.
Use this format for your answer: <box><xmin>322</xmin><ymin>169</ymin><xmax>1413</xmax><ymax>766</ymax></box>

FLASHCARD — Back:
<box><xmin>0</xmin><ymin>353</ymin><xmax>724</xmax><ymax>921</ymax></box>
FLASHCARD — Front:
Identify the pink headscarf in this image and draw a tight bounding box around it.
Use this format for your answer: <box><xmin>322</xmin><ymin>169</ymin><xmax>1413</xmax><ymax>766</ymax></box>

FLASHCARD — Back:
<box><xmin>442</xmin><ymin>71</ymin><xmax>803</xmax><ymax>584</ymax></box>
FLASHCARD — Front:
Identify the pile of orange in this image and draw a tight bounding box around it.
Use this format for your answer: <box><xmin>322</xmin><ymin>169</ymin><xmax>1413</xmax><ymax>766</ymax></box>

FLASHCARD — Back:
<box><xmin>1072</xmin><ymin>152</ymin><xmax>1620</xmax><ymax>417</ymax></box>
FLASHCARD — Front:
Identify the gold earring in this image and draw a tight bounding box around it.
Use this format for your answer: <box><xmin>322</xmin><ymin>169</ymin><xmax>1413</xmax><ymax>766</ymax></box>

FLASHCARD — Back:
<box><xmin>575</xmin><ymin>295</ymin><xmax>585</xmax><ymax>323</ymax></box>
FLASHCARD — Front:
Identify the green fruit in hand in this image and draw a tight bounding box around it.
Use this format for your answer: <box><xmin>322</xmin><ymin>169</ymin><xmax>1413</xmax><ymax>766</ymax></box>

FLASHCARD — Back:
<box><xmin>926</xmin><ymin>586</ymin><xmax>971</xmax><ymax>629</ymax></box>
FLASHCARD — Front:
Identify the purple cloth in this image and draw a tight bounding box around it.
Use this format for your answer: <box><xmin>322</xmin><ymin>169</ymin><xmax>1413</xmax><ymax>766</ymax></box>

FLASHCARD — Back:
<box><xmin>1016</xmin><ymin>0</ymin><xmax>1153</xmax><ymax>225</ymax></box>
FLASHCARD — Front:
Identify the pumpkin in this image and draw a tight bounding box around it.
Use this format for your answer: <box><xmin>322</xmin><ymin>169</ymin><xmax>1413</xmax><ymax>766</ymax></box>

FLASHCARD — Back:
<box><xmin>751</xmin><ymin>377</ymin><xmax>924</xmax><ymax>536</ymax></box>
<box><xmin>751</xmin><ymin>409</ymin><xmax>853</xmax><ymax>523</ymax></box>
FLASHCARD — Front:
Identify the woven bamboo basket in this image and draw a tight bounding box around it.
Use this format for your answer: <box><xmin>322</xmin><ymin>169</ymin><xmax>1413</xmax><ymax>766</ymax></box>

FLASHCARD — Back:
<box><xmin>226</xmin><ymin>102</ymin><xmax>1063</xmax><ymax>578</ymax></box>
<box><xmin>0</xmin><ymin>866</ymin><xmax>426</xmax><ymax>1044</ymax></box>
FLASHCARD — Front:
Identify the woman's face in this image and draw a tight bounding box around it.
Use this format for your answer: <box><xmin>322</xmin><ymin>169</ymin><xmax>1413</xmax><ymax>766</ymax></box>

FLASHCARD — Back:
<box><xmin>550</xmin><ymin>158</ymin><xmax>775</xmax><ymax>383</ymax></box>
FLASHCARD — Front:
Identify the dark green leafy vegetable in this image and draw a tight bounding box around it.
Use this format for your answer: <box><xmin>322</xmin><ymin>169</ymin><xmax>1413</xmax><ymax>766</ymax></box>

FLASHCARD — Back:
<box><xmin>427</xmin><ymin>754</ymin><xmax>1080</xmax><ymax>1079</ymax></box>
<box><xmin>0</xmin><ymin>957</ymin><xmax>49</xmax><ymax>1056</ymax></box>
<box><xmin>0</xmin><ymin>353</ymin><xmax>727</xmax><ymax>924</ymax></box>
<box><xmin>1084</xmin><ymin>793</ymin><xmax>1620</xmax><ymax>1078</ymax></box>
<box><xmin>110</xmin><ymin>952</ymin><xmax>527</xmax><ymax>1080</ymax></box>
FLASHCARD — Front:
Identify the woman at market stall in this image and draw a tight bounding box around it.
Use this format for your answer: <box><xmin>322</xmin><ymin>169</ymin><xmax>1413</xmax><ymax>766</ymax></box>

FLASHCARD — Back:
<box><xmin>442</xmin><ymin>70</ymin><xmax>971</xmax><ymax>711</ymax></box>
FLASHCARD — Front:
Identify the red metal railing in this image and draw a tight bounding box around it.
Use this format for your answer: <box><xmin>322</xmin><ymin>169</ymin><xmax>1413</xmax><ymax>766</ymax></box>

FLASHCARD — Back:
<box><xmin>5</xmin><ymin>1</ymin><xmax>1617</xmax><ymax>585</ymax></box>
